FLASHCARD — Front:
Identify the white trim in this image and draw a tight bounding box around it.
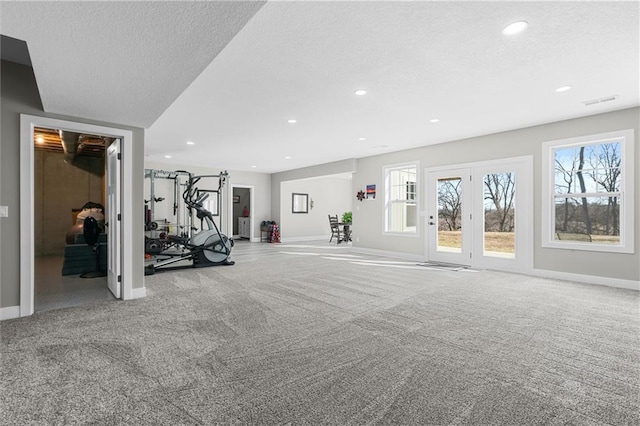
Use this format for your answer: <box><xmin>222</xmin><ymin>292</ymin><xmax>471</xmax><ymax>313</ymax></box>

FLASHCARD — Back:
<box><xmin>130</xmin><ymin>286</ymin><xmax>147</xmax><ymax>300</ymax></box>
<box><xmin>471</xmin><ymin>157</ymin><xmax>534</xmax><ymax>274</ymax></box>
<box><xmin>532</xmin><ymin>268</ymin><xmax>639</xmax><ymax>292</ymax></box>
<box><xmin>229</xmin><ymin>183</ymin><xmax>254</xmax><ymax>241</ymax></box>
<box><xmin>424</xmin><ymin>156</ymin><xmax>534</xmax><ymax>273</ymax></box>
<box><xmin>541</xmin><ymin>129</ymin><xmax>634</xmax><ymax>254</ymax></box>
<box><xmin>0</xmin><ymin>306</ymin><xmax>21</xmax><ymax>321</ymax></box>
<box><xmin>20</xmin><ymin>114</ymin><xmax>137</xmax><ymax>317</ymax></box>
<box><xmin>353</xmin><ymin>248</ymin><xmax>639</xmax><ymax>291</ymax></box>
<box><xmin>382</xmin><ymin>160</ymin><xmax>420</xmax><ymax>235</ymax></box>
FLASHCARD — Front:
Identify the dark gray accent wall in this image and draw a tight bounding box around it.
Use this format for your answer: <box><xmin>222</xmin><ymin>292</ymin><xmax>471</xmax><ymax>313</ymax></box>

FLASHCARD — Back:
<box><xmin>1</xmin><ymin>60</ymin><xmax>145</xmax><ymax>309</ymax></box>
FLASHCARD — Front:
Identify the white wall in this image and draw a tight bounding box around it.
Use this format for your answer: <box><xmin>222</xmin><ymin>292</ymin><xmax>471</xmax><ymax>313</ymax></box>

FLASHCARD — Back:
<box><xmin>280</xmin><ymin>176</ymin><xmax>352</xmax><ymax>240</ymax></box>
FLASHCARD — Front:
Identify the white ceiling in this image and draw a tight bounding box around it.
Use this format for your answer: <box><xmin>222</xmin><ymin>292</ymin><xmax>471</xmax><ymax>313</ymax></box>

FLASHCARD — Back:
<box><xmin>1</xmin><ymin>1</ymin><xmax>266</xmax><ymax>128</ymax></box>
<box><xmin>2</xmin><ymin>2</ymin><xmax>638</xmax><ymax>174</ymax></box>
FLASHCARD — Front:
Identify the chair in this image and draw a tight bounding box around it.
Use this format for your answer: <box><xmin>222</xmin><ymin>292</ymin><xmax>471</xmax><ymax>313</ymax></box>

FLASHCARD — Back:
<box><xmin>328</xmin><ymin>215</ymin><xmax>342</xmax><ymax>243</ymax></box>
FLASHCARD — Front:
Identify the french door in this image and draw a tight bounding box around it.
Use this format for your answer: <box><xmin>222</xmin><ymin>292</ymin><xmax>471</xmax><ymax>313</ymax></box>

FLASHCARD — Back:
<box><xmin>427</xmin><ymin>169</ymin><xmax>472</xmax><ymax>265</ymax></box>
<box><xmin>426</xmin><ymin>157</ymin><xmax>533</xmax><ymax>272</ymax></box>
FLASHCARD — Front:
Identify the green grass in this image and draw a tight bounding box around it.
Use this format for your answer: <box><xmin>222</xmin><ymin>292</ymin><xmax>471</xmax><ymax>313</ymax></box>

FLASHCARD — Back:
<box><xmin>438</xmin><ymin>231</ymin><xmax>515</xmax><ymax>253</ymax></box>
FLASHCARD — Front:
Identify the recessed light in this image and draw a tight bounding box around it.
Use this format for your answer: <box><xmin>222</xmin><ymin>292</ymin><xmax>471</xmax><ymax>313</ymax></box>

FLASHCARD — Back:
<box><xmin>251</xmin><ymin>165</ymin><xmax>257</xmax><ymax>168</ymax></box>
<box><xmin>555</xmin><ymin>86</ymin><xmax>572</xmax><ymax>93</ymax></box>
<box><xmin>287</xmin><ymin>119</ymin><xmax>297</xmax><ymax>124</ymax></box>
<box><xmin>503</xmin><ymin>21</ymin><xmax>528</xmax><ymax>35</ymax></box>
<box><xmin>359</xmin><ymin>137</ymin><xmax>366</xmax><ymax>141</ymax></box>
<box><xmin>354</xmin><ymin>89</ymin><xmax>367</xmax><ymax>96</ymax></box>
<box><xmin>285</xmin><ymin>156</ymin><xmax>292</xmax><ymax>160</ymax></box>
<box><xmin>186</xmin><ymin>141</ymin><xmax>195</xmax><ymax>145</ymax></box>
<box><xmin>164</xmin><ymin>155</ymin><xmax>172</xmax><ymax>159</ymax></box>
<box><xmin>36</xmin><ymin>135</ymin><xmax>44</xmax><ymax>144</ymax></box>
<box><xmin>430</xmin><ymin>118</ymin><xmax>440</xmax><ymax>123</ymax></box>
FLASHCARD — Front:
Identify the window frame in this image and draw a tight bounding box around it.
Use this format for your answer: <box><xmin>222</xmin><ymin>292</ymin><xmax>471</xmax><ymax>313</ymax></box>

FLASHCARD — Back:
<box><xmin>541</xmin><ymin>129</ymin><xmax>634</xmax><ymax>253</ymax></box>
<box><xmin>383</xmin><ymin>161</ymin><xmax>419</xmax><ymax>236</ymax></box>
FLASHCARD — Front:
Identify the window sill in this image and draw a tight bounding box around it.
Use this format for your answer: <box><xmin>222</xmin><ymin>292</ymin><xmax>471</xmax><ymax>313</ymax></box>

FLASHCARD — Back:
<box><xmin>542</xmin><ymin>240</ymin><xmax>633</xmax><ymax>254</ymax></box>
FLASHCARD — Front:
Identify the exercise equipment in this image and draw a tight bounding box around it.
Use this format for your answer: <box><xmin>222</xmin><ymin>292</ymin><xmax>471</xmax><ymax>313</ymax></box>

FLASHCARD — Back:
<box><xmin>144</xmin><ymin>169</ymin><xmax>192</xmax><ymax>237</ymax></box>
<box><xmin>144</xmin><ymin>172</ymin><xmax>234</xmax><ymax>275</ymax></box>
<box><xmin>80</xmin><ymin>217</ymin><xmax>107</xmax><ymax>278</ymax></box>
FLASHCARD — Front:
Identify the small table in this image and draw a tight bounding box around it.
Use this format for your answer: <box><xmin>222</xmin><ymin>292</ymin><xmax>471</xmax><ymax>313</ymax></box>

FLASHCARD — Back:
<box><xmin>339</xmin><ymin>222</ymin><xmax>352</xmax><ymax>243</ymax></box>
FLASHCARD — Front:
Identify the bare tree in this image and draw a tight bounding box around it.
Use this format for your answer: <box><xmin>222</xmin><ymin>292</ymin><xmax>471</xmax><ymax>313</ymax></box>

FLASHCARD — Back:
<box><xmin>483</xmin><ymin>173</ymin><xmax>515</xmax><ymax>232</ymax></box>
<box><xmin>555</xmin><ymin>154</ymin><xmax>578</xmax><ymax>232</ymax></box>
<box><xmin>437</xmin><ymin>179</ymin><xmax>462</xmax><ymax>231</ymax></box>
<box><xmin>576</xmin><ymin>147</ymin><xmax>592</xmax><ymax>234</ymax></box>
<box><xmin>588</xmin><ymin>143</ymin><xmax>621</xmax><ymax>235</ymax></box>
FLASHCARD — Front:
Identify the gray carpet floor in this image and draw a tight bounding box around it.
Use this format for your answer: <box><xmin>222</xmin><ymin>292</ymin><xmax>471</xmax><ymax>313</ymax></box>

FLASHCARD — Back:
<box><xmin>2</xmin><ymin>241</ymin><xmax>639</xmax><ymax>425</ymax></box>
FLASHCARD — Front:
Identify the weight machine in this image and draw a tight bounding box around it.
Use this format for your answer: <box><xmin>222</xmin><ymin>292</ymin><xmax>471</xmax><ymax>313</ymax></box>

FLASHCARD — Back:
<box><xmin>144</xmin><ymin>169</ymin><xmax>193</xmax><ymax>242</ymax></box>
<box><xmin>144</xmin><ymin>171</ymin><xmax>234</xmax><ymax>275</ymax></box>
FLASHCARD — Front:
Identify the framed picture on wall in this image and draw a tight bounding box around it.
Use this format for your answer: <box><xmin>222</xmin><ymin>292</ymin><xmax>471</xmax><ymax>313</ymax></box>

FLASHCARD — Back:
<box><xmin>292</xmin><ymin>193</ymin><xmax>309</xmax><ymax>213</ymax></box>
<box><xmin>232</xmin><ymin>195</ymin><xmax>240</xmax><ymax>203</ymax></box>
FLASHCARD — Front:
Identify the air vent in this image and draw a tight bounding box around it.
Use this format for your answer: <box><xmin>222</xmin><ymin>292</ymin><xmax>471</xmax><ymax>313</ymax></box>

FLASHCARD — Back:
<box><xmin>583</xmin><ymin>95</ymin><xmax>618</xmax><ymax>106</ymax></box>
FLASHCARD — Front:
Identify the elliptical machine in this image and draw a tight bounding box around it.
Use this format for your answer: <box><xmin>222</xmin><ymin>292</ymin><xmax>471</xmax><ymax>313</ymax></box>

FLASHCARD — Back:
<box><xmin>144</xmin><ymin>172</ymin><xmax>234</xmax><ymax>275</ymax></box>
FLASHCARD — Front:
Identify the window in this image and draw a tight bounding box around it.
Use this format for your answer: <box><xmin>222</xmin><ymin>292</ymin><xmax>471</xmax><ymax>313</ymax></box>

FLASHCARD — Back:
<box><xmin>384</xmin><ymin>163</ymin><xmax>418</xmax><ymax>234</ymax></box>
<box><xmin>542</xmin><ymin>129</ymin><xmax>634</xmax><ymax>253</ymax></box>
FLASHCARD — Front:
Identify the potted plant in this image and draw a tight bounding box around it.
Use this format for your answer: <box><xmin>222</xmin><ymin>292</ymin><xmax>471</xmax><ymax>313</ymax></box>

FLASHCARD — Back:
<box><xmin>341</xmin><ymin>211</ymin><xmax>352</xmax><ymax>224</ymax></box>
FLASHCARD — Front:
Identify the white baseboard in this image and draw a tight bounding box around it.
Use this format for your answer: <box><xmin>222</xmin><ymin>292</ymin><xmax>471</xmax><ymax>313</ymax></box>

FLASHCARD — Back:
<box><xmin>347</xmin><ymin>249</ymin><xmax>639</xmax><ymax>291</ymax></box>
<box><xmin>0</xmin><ymin>306</ymin><xmax>21</xmax><ymax>321</ymax></box>
<box><xmin>532</xmin><ymin>268</ymin><xmax>639</xmax><ymax>291</ymax></box>
<box><xmin>130</xmin><ymin>287</ymin><xmax>147</xmax><ymax>299</ymax></box>
<box><xmin>351</xmin><ymin>246</ymin><xmax>424</xmax><ymax>262</ymax></box>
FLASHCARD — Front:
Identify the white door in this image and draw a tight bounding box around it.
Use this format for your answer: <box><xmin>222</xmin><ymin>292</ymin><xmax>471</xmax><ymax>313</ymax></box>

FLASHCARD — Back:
<box><xmin>426</xmin><ymin>158</ymin><xmax>533</xmax><ymax>272</ymax></box>
<box><xmin>107</xmin><ymin>139</ymin><xmax>121</xmax><ymax>298</ymax></box>
<box><xmin>427</xmin><ymin>168</ymin><xmax>472</xmax><ymax>265</ymax></box>
<box><xmin>470</xmin><ymin>160</ymin><xmax>533</xmax><ymax>273</ymax></box>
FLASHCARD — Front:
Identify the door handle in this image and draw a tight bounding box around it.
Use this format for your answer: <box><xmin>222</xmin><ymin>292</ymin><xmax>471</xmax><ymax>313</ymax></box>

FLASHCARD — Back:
<box><xmin>429</xmin><ymin>222</ymin><xmax>435</xmax><ymax>226</ymax></box>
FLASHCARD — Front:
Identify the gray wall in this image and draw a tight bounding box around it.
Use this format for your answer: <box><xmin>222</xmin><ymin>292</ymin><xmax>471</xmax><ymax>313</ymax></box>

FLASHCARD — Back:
<box><xmin>352</xmin><ymin>107</ymin><xmax>639</xmax><ymax>281</ymax></box>
<box><xmin>1</xmin><ymin>60</ymin><xmax>145</xmax><ymax>309</ymax></box>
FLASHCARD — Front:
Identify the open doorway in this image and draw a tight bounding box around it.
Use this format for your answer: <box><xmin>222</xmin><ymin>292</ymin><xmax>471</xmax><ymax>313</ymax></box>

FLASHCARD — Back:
<box><xmin>20</xmin><ymin>114</ymin><xmax>136</xmax><ymax>318</ymax></box>
<box><xmin>32</xmin><ymin>127</ymin><xmax>115</xmax><ymax>311</ymax></box>
<box><xmin>231</xmin><ymin>185</ymin><xmax>253</xmax><ymax>241</ymax></box>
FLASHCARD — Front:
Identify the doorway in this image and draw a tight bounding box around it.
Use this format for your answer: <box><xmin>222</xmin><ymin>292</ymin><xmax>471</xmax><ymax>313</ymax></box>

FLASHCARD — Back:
<box><xmin>32</xmin><ymin>126</ymin><xmax>117</xmax><ymax>311</ymax></box>
<box><xmin>426</xmin><ymin>156</ymin><xmax>533</xmax><ymax>273</ymax></box>
<box><xmin>231</xmin><ymin>185</ymin><xmax>254</xmax><ymax>241</ymax></box>
<box><xmin>20</xmin><ymin>115</ymin><xmax>135</xmax><ymax>317</ymax></box>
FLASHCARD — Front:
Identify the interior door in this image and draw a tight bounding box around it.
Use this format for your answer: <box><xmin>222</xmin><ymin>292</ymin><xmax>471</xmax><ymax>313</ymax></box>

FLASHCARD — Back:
<box><xmin>427</xmin><ymin>168</ymin><xmax>472</xmax><ymax>265</ymax></box>
<box><xmin>106</xmin><ymin>138</ymin><xmax>121</xmax><ymax>298</ymax></box>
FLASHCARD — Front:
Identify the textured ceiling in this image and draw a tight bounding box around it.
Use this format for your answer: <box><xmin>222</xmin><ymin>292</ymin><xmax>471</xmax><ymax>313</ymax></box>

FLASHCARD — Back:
<box><xmin>146</xmin><ymin>1</ymin><xmax>639</xmax><ymax>173</ymax></box>
<box><xmin>2</xmin><ymin>2</ymin><xmax>638</xmax><ymax>174</ymax></box>
<box><xmin>0</xmin><ymin>1</ymin><xmax>266</xmax><ymax>128</ymax></box>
